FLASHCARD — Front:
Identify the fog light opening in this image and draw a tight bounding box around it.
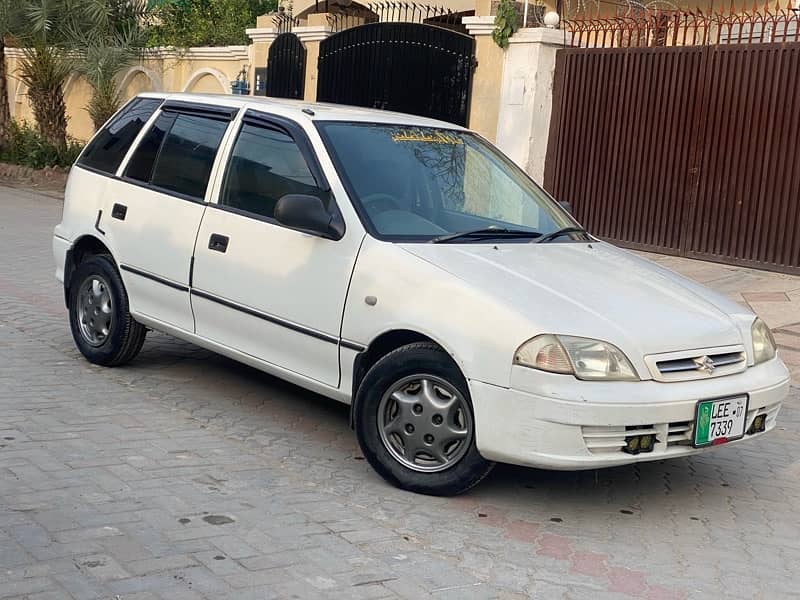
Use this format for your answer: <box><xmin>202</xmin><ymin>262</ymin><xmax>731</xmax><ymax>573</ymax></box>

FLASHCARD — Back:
<box><xmin>623</xmin><ymin>434</ymin><xmax>656</xmax><ymax>455</ymax></box>
<box><xmin>747</xmin><ymin>414</ymin><xmax>767</xmax><ymax>435</ymax></box>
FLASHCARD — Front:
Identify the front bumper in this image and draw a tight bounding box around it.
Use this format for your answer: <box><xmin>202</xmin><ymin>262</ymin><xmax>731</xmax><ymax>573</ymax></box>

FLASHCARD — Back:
<box><xmin>469</xmin><ymin>358</ymin><xmax>790</xmax><ymax>470</ymax></box>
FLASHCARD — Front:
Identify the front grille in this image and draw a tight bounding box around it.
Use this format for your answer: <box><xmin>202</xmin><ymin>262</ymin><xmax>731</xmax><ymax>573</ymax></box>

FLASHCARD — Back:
<box><xmin>582</xmin><ymin>425</ymin><xmax>658</xmax><ymax>454</ymax></box>
<box><xmin>582</xmin><ymin>422</ymin><xmax>691</xmax><ymax>455</ymax></box>
<box><xmin>644</xmin><ymin>345</ymin><xmax>747</xmax><ymax>382</ymax></box>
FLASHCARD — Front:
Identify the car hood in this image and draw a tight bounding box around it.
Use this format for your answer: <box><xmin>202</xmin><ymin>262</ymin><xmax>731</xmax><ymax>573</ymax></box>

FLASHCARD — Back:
<box><xmin>399</xmin><ymin>241</ymin><xmax>753</xmax><ymax>359</ymax></box>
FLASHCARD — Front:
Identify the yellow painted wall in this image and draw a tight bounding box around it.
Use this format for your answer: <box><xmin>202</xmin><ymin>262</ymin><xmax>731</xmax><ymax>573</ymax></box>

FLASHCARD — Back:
<box><xmin>4</xmin><ymin>49</ymin><xmax>251</xmax><ymax>142</ymax></box>
<box><xmin>467</xmin><ymin>34</ymin><xmax>503</xmax><ymax>143</ymax></box>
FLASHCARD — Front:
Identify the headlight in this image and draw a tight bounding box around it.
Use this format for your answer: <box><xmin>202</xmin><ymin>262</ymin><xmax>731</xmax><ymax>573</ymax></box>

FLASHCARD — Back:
<box><xmin>751</xmin><ymin>318</ymin><xmax>776</xmax><ymax>364</ymax></box>
<box><xmin>514</xmin><ymin>334</ymin><xmax>639</xmax><ymax>381</ymax></box>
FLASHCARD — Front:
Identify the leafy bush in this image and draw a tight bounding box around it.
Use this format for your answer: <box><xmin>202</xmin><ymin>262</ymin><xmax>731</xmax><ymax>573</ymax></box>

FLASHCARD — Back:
<box><xmin>493</xmin><ymin>0</ymin><xmax>520</xmax><ymax>48</ymax></box>
<box><xmin>0</xmin><ymin>121</ymin><xmax>84</xmax><ymax>169</ymax></box>
<box><xmin>148</xmin><ymin>0</ymin><xmax>278</xmax><ymax>47</ymax></box>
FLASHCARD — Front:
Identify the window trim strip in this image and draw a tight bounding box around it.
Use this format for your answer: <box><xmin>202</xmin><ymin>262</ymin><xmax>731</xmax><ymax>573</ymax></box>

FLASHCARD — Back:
<box><xmin>162</xmin><ymin>100</ymin><xmax>239</xmax><ymax>121</ymax></box>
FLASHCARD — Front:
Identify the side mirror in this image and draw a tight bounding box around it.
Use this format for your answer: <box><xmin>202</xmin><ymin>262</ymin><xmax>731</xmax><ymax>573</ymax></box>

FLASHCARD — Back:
<box><xmin>559</xmin><ymin>200</ymin><xmax>574</xmax><ymax>215</ymax></box>
<box><xmin>274</xmin><ymin>194</ymin><xmax>344</xmax><ymax>239</ymax></box>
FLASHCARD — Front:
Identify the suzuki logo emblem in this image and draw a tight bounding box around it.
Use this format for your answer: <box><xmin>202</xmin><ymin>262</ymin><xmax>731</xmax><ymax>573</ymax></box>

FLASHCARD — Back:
<box><xmin>693</xmin><ymin>355</ymin><xmax>716</xmax><ymax>374</ymax></box>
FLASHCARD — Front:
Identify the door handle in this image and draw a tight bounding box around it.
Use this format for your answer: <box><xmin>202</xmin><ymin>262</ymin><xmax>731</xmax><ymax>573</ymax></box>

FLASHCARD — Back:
<box><xmin>111</xmin><ymin>203</ymin><xmax>127</xmax><ymax>220</ymax></box>
<box><xmin>208</xmin><ymin>233</ymin><xmax>229</xmax><ymax>253</ymax></box>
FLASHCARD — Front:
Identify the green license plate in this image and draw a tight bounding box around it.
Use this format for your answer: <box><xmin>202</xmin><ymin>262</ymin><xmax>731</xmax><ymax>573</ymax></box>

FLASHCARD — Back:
<box><xmin>693</xmin><ymin>396</ymin><xmax>748</xmax><ymax>447</ymax></box>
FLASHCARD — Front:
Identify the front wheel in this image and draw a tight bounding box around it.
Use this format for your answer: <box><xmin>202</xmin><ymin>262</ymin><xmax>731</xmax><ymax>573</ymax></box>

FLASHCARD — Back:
<box><xmin>355</xmin><ymin>343</ymin><xmax>494</xmax><ymax>496</ymax></box>
<box><xmin>68</xmin><ymin>254</ymin><xmax>146</xmax><ymax>366</ymax></box>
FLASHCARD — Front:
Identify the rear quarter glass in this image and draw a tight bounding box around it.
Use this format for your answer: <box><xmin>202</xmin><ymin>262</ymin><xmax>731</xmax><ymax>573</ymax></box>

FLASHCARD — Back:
<box><xmin>78</xmin><ymin>97</ymin><xmax>163</xmax><ymax>174</ymax></box>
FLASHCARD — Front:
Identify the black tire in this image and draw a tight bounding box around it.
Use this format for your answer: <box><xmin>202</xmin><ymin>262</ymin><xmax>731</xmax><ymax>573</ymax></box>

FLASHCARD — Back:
<box><xmin>355</xmin><ymin>342</ymin><xmax>494</xmax><ymax>496</ymax></box>
<box><xmin>68</xmin><ymin>254</ymin><xmax>146</xmax><ymax>366</ymax></box>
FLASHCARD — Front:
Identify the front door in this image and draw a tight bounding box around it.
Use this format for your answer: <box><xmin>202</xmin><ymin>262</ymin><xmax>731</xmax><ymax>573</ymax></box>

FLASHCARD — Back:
<box><xmin>191</xmin><ymin>113</ymin><xmax>363</xmax><ymax>387</ymax></box>
<box><xmin>104</xmin><ymin>102</ymin><xmax>235</xmax><ymax>332</ymax></box>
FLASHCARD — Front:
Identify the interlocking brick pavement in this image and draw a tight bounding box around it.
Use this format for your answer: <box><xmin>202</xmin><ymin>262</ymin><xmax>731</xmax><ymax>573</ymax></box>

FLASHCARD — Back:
<box><xmin>0</xmin><ymin>187</ymin><xmax>798</xmax><ymax>599</ymax></box>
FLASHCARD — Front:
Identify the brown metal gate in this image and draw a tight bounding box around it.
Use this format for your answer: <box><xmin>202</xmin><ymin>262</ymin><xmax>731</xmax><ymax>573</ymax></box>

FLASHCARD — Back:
<box><xmin>544</xmin><ymin>43</ymin><xmax>800</xmax><ymax>274</ymax></box>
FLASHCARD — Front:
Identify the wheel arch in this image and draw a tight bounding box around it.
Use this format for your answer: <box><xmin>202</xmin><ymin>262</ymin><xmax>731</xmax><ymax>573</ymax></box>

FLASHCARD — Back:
<box><xmin>349</xmin><ymin>328</ymin><xmax>465</xmax><ymax>428</ymax></box>
<box><xmin>63</xmin><ymin>235</ymin><xmax>114</xmax><ymax>307</ymax></box>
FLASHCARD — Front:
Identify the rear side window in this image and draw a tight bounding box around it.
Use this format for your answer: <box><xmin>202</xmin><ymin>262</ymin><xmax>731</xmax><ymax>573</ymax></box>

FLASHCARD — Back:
<box><xmin>124</xmin><ymin>112</ymin><xmax>229</xmax><ymax>200</ymax></box>
<box><xmin>78</xmin><ymin>98</ymin><xmax>162</xmax><ymax>174</ymax></box>
<box><xmin>220</xmin><ymin>122</ymin><xmax>325</xmax><ymax>220</ymax></box>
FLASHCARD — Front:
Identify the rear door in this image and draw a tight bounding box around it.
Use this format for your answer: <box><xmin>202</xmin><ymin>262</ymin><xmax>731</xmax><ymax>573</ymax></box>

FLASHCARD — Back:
<box><xmin>103</xmin><ymin>101</ymin><xmax>237</xmax><ymax>332</ymax></box>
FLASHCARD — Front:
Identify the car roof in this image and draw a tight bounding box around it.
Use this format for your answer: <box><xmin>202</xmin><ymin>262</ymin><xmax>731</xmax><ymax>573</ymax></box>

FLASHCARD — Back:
<box><xmin>139</xmin><ymin>92</ymin><xmax>468</xmax><ymax>131</ymax></box>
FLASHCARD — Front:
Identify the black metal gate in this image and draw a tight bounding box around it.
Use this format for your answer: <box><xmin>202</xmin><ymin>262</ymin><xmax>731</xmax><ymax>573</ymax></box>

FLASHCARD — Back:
<box><xmin>265</xmin><ymin>32</ymin><xmax>306</xmax><ymax>99</ymax></box>
<box><xmin>317</xmin><ymin>23</ymin><xmax>475</xmax><ymax>126</ymax></box>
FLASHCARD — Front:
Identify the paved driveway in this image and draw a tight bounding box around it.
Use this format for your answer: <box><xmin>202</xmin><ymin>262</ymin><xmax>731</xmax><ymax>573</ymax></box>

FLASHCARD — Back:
<box><xmin>1</xmin><ymin>187</ymin><xmax>798</xmax><ymax>600</ymax></box>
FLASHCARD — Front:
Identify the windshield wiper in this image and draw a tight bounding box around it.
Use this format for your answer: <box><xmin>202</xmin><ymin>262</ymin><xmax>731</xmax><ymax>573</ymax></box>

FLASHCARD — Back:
<box><xmin>429</xmin><ymin>227</ymin><xmax>541</xmax><ymax>244</ymax></box>
<box><xmin>535</xmin><ymin>226</ymin><xmax>589</xmax><ymax>244</ymax></box>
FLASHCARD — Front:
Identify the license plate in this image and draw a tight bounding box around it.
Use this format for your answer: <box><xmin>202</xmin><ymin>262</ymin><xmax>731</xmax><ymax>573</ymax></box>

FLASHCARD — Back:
<box><xmin>693</xmin><ymin>395</ymin><xmax>748</xmax><ymax>447</ymax></box>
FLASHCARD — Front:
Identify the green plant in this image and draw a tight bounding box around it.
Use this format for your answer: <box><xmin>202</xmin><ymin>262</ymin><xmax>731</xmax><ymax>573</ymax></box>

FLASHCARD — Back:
<box><xmin>148</xmin><ymin>0</ymin><xmax>277</xmax><ymax>47</ymax></box>
<box><xmin>75</xmin><ymin>1</ymin><xmax>151</xmax><ymax>130</ymax></box>
<box><xmin>12</xmin><ymin>0</ymin><xmax>150</xmax><ymax>146</ymax></box>
<box><xmin>0</xmin><ymin>1</ymin><xmax>18</xmax><ymax>149</ymax></box>
<box><xmin>0</xmin><ymin>120</ymin><xmax>83</xmax><ymax>168</ymax></box>
<box><xmin>492</xmin><ymin>0</ymin><xmax>520</xmax><ymax>49</ymax></box>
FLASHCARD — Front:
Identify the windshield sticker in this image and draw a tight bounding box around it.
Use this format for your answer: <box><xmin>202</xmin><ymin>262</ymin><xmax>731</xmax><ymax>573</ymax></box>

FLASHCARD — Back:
<box><xmin>391</xmin><ymin>129</ymin><xmax>463</xmax><ymax>145</ymax></box>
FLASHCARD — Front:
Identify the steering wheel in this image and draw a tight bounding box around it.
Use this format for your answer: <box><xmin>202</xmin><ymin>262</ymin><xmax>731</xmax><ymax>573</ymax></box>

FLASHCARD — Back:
<box><xmin>361</xmin><ymin>193</ymin><xmax>402</xmax><ymax>214</ymax></box>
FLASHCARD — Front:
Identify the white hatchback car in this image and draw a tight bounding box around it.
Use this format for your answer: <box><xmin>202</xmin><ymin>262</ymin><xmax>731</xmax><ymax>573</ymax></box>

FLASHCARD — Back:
<box><xmin>54</xmin><ymin>93</ymin><xmax>790</xmax><ymax>495</ymax></box>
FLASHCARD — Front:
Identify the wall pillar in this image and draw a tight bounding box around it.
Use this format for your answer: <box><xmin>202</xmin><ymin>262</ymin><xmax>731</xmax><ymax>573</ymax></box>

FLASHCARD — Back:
<box><xmin>294</xmin><ymin>13</ymin><xmax>332</xmax><ymax>102</ymax></box>
<box><xmin>245</xmin><ymin>18</ymin><xmax>280</xmax><ymax>94</ymax></box>
<box><xmin>495</xmin><ymin>27</ymin><xmax>566</xmax><ymax>183</ymax></box>
<box><xmin>462</xmin><ymin>15</ymin><xmax>504</xmax><ymax>142</ymax></box>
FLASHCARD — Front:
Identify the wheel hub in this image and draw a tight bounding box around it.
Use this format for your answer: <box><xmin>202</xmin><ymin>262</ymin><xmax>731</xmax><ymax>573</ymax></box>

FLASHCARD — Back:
<box><xmin>378</xmin><ymin>375</ymin><xmax>472</xmax><ymax>473</ymax></box>
<box><xmin>76</xmin><ymin>275</ymin><xmax>114</xmax><ymax>347</ymax></box>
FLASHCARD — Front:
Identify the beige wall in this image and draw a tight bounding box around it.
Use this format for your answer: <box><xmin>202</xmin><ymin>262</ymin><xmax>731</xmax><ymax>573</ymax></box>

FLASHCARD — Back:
<box><xmin>4</xmin><ymin>47</ymin><xmax>252</xmax><ymax>142</ymax></box>
<box><xmin>467</xmin><ymin>34</ymin><xmax>503</xmax><ymax>142</ymax></box>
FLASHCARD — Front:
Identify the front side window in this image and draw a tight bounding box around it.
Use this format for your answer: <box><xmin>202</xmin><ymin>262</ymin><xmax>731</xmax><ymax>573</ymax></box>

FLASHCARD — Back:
<box><xmin>318</xmin><ymin>123</ymin><xmax>576</xmax><ymax>241</ymax></box>
<box><xmin>124</xmin><ymin>112</ymin><xmax>229</xmax><ymax>200</ymax></box>
<box><xmin>78</xmin><ymin>97</ymin><xmax>162</xmax><ymax>174</ymax></box>
<box><xmin>219</xmin><ymin>122</ymin><xmax>325</xmax><ymax>220</ymax></box>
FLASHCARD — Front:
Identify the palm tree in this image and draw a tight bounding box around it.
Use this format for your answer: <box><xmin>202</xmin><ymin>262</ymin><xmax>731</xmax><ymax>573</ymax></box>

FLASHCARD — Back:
<box><xmin>14</xmin><ymin>0</ymin><xmax>81</xmax><ymax>150</ymax></box>
<box><xmin>13</xmin><ymin>0</ymin><xmax>149</xmax><ymax>148</ymax></box>
<box><xmin>73</xmin><ymin>0</ymin><xmax>149</xmax><ymax>130</ymax></box>
<box><xmin>0</xmin><ymin>1</ymin><xmax>18</xmax><ymax>148</ymax></box>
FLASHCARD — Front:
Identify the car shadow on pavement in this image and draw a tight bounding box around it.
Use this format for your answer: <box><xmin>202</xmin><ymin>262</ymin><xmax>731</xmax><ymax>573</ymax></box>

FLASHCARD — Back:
<box><xmin>123</xmin><ymin>332</ymin><xmax>787</xmax><ymax>521</ymax></box>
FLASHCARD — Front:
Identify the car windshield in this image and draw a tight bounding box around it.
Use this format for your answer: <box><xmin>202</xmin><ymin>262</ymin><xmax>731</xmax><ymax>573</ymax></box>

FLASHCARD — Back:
<box><xmin>317</xmin><ymin>122</ymin><xmax>577</xmax><ymax>242</ymax></box>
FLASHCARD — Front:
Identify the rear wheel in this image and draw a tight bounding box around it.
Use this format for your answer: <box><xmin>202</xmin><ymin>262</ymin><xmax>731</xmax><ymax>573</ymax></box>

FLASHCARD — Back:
<box><xmin>68</xmin><ymin>255</ymin><xmax>146</xmax><ymax>366</ymax></box>
<box><xmin>355</xmin><ymin>342</ymin><xmax>494</xmax><ymax>496</ymax></box>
